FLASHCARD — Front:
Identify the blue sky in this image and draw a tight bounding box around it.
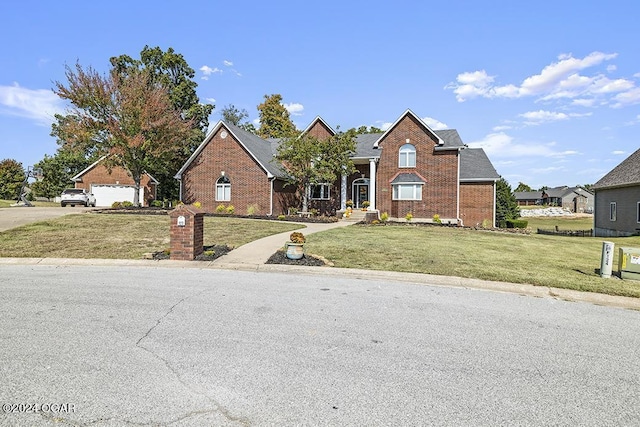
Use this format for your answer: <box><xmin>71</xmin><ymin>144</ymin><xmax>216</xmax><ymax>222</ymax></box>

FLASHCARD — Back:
<box><xmin>1</xmin><ymin>0</ymin><xmax>639</xmax><ymax>189</ymax></box>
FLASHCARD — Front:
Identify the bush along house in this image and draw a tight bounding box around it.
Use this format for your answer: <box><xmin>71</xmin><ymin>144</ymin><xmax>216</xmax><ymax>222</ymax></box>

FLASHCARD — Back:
<box><xmin>174</xmin><ymin>109</ymin><xmax>500</xmax><ymax>226</ymax></box>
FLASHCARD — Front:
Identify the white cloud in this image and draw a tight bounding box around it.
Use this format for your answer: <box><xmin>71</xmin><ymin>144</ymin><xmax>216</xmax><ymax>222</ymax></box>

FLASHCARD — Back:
<box><xmin>223</xmin><ymin>60</ymin><xmax>233</xmax><ymax>67</ymax></box>
<box><xmin>446</xmin><ymin>51</ymin><xmax>636</xmax><ymax>107</ymax></box>
<box><xmin>467</xmin><ymin>132</ymin><xmax>581</xmax><ymax>159</ymax></box>
<box><xmin>612</xmin><ymin>150</ymin><xmax>626</xmax><ymax>155</ymax></box>
<box><xmin>607</xmin><ymin>65</ymin><xmax>617</xmax><ymax>73</ymax></box>
<box><xmin>199</xmin><ymin>65</ymin><xmax>222</xmax><ymax>80</ymax></box>
<box><xmin>611</xmin><ymin>87</ymin><xmax>640</xmax><ymax>108</ymax></box>
<box><xmin>572</xmin><ymin>98</ymin><xmax>595</xmax><ymax>107</ymax></box>
<box><xmin>205</xmin><ymin>97</ymin><xmax>216</xmax><ymax>103</ymax></box>
<box><xmin>492</xmin><ymin>125</ymin><xmax>512</xmax><ymax>131</ymax></box>
<box><xmin>379</xmin><ymin>122</ymin><xmax>393</xmax><ymax>131</ymax></box>
<box><xmin>518</xmin><ymin>110</ymin><xmax>592</xmax><ymax>125</ymax></box>
<box><xmin>422</xmin><ymin>116</ymin><xmax>448</xmax><ymax>130</ymax></box>
<box><xmin>0</xmin><ymin>82</ymin><xmax>63</xmax><ymax>125</ymax></box>
<box><xmin>284</xmin><ymin>102</ymin><xmax>304</xmax><ymax>116</ymax></box>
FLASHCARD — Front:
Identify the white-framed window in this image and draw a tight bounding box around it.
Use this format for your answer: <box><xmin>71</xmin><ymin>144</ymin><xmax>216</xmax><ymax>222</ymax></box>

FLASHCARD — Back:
<box><xmin>399</xmin><ymin>144</ymin><xmax>416</xmax><ymax>168</ymax></box>
<box><xmin>610</xmin><ymin>202</ymin><xmax>617</xmax><ymax>221</ymax></box>
<box><xmin>310</xmin><ymin>184</ymin><xmax>330</xmax><ymax>200</ymax></box>
<box><xmin>392</xmin><ymin>183</ymin><xmax>423</xmax><ymax>200</ymax></box>
<box><xmin>216</xmin><ymin>176</ymin><xmax>231</xmax><ymax>201</ymax></box>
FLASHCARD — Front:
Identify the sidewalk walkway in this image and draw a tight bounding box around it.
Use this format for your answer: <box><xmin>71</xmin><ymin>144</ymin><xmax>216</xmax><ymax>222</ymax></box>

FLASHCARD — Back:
<box><xmin>212</xmin><ymin>219</ymin><xmax>353</xmax><ymax>268</ymax></box>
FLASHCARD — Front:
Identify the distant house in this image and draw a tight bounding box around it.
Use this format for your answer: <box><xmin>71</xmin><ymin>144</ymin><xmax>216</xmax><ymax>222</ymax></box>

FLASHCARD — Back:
<box><xmin>175</xmin><ymin>109</ymin><xmax>500</xmax><ymax>226</ymax></box>
<box><xmin>72</xmin><ymin>157</ymin><xmax>158</xmax><ymax>207</ymax></box>
<box><xmin>593</xmin><ymin>149</ymin><xmax>640</xmax><ymax>237</ymax></box>
<box><xmin>515</xmin><ymin>186</ymin><xmax>593</xmax><ymax>213</ymax></box>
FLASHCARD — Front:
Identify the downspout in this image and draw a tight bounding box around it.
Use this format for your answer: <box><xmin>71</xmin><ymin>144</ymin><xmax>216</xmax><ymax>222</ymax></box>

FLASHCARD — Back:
<box><xmin>178</xmin><ymin>178</ymin><xmax>182</xmax><ymax>202</ymax></box>
<box><xmin>456</xmin><ymin>149</ymin><xmax>461</xmax><ymax>226</ymax></box>
<box><xmin>269</xmin><ymin>177</ymin><xmax>274</xmax><ymax>216</ymax></box>
<box><xmin>493</xmin><ymin>180</ymin><xmax>497</xmax><ymax>227</ymax></box>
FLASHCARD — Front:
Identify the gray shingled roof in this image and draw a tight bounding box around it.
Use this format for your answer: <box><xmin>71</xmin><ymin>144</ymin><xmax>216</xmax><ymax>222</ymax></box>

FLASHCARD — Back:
<box><xmin>435</xmin><ymin>129</ymin><xmax>466</xmax><ymax>148</ymax></box>
<box><xmin>390</xmin><ymin>173</ymin><xmax>425</xmax><ymax>184</ymax></box>
<box><xmin>353</xmin><ymin>133</ymin><xmax>381</xmax><ymax>158</ymax></box>
<box><xmin>459</xmin><ymin>148</ymin><xmax>500</xmax><ymax>181</ymax></box>
<box><xmin>593</xmin><ymin>148</ymin><xmax>640</xmax><ymax>189</ymax></box>
<box><xmin>514</xmin><ymin>191</ymin><xmax>543</xmax><ymax>200</ymax></box>
<box><xmin>224</xmin><ymin>122</ymin><xmax>287</xmax><ymax>178</ymax></box>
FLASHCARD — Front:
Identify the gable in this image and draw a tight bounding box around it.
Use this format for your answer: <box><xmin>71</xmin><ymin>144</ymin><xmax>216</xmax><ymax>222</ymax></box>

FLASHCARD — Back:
<box><xmin>374</xmin><ymin>109</ymin><xmax>445</xmax><ymax>149</ymax></box>
<box><xmin>72</xmin><ymin>156</ymin><xmax>158</xmax><ymax>184</ymax></box>
<box><xmin>300</xmin><ymin>116</ymin><xmax>336</xmax><ymax>140</ymax></box>
<box><xmin>593</xmin><ymin>148</ymin><xmax>640</xmax><ymax>190</ymax></box>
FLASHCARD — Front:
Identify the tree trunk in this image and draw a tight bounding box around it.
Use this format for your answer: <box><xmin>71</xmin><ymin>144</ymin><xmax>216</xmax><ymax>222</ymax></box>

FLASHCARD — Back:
<box><xmin>302</xmin><ymin>184</ymin><xmax>309</xmax><ymax>213</ymax></box>
<box><xmin>133</xmin><ymin>174</ymin><xmax>142</xmax><ymax>207</ymax></box>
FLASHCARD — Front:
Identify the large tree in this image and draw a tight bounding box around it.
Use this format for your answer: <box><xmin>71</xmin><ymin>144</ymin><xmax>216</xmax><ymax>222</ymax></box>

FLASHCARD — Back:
<box><xmin>109</xmin><ymin>46</ymin><xmax>214</xmax><ymax>200</ymax></box>
<box><xmin>220</xmin><ymin>104</ymin><xmax>256</xmax><ymax>134</ymax></box>
<box><xmin>276</xmin><ymin>129</ymin><xmax>357</xmax><ymax>212</ymax></box>
<box><xmin>0</xmin><ymin>159</ymin><xmax>25</xmax><ymax>200</ymax></box>
<box><xmin>31</xmin><ymin>148</ymin><xmax>96</xmax><ymax>199</ymax></box>
<box><xmin>52</xmin><ymin>63</ymin><xmax>194</xmax><ymax>206</ymax></box>
<box><xmin>495</xmin><ymin>177</ymin><xmax>520</xmax><ymax>225</ymax></box>
<box><xmin>514</xmin><ymin>182</ymin><xmax>532</xmax><ymax>192</ymax></box>
<box><xmin>257</xmin><ymin>94</ymin><xmax>297</xmax><ymax>139</ymax></box>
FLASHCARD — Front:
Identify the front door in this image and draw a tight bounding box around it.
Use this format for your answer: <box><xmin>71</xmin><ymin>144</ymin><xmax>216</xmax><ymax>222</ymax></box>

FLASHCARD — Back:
<box><xmin>352</xmin><ymin>178</ymin><xmax>369</xmax><ymax>209</ymax></box>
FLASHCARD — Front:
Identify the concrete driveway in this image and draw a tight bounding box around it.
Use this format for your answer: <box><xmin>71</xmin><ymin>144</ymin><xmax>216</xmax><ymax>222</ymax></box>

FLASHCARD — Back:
<box><xmin>0</xmin><ymin>206</ymin><xmax>96</xmax><ymax>232</ymax></box>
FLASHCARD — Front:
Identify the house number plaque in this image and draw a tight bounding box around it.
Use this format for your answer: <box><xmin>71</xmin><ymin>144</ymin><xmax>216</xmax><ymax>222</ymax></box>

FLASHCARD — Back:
<box><xmin>177</xmin><ymin>216</ymin><xmax>186</xmax><ymax>227</ymax></box>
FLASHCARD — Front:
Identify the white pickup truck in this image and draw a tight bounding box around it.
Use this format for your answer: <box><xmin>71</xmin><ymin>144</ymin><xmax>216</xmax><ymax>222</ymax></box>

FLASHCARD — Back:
<box><xmin>60</xmin><ymin>188</ymin><xmax>96</xmax><ymax>207</ymax></box>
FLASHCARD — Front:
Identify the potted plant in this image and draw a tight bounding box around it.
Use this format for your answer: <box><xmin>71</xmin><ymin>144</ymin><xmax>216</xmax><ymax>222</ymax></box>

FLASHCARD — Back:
<box><xmin>285</xmin><ymin>231</ymin><xmax>306</xmax><ymax>260</ymax></box>
<box><xmin>346</xmin><ymin>199</ymin><xmax>354</xmax><ymax>208</ymax></box>
<box><xmin>362</xmin><ymin>200</ymin><xmax>370</xmax><ymax>211</ymax></box>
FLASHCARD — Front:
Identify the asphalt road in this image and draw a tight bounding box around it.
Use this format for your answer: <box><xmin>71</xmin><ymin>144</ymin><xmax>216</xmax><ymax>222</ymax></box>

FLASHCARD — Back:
<box><xmin>0</xmin><ymin>265</ymin><xmax>638</xmax><ymax>426</ymax></box>
<box><xmin>0</xmin><ymin>207</ymin><xmax>96</xmax><ymax>232</ymax></box>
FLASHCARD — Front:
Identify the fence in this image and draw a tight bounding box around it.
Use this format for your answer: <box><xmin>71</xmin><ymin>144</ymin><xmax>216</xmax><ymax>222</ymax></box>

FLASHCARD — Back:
<box><xmin>537</xmin><ymin>227</ymin><xmax>593</xmax><ymax>237</ymax></box>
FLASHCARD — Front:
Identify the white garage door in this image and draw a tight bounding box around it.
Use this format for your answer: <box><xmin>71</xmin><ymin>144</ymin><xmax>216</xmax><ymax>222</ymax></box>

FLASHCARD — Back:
<box><xmin>91</xmin><ymin>185</ymin><xmax>144</xmax><ymax>207</ymax></box>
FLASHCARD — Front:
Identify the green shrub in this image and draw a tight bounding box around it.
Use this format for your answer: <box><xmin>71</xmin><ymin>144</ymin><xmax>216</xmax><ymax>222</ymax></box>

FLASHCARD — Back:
<box><xmin>288</xmin><ymin>207</ymin><xmax>298</xmax><ymax>215</ymax></box>
<box><xmin>371</xmin><ymin>219</ymin><xmax>380</xmax><ymax>225</ymax></box>
<box><xmin>433</xmin><ymin>214</ymin><xmax>442</xmax><ymax>224</ymax></box>
<box><xmin>121</xmin><ymin>201</ymin><xmax>134</xmax><ymax>207</ymax></box>
<box><xmin>111</xmin><ymin>201</ymin><xmax>122</xmax><ymax>209</ymax></box>
<box><xmin>203</xmin><ymin>249</ymin><xmax>215</xmax><ymax>257</ymax></box>
<box><xmin>226</xmin><ymin>205</ymin><xmax>235</xmax><ymax>214</ymax></box>
<box><xmin>216</xmin><ymin>204</ymin><xmax>226</xmax><ymax>213</ymax></box>
<box><xmin>247</xmin><ymin>204</ymin><xmax>259</xmax><ymax>215</ymax></box>
<box><xmin>380</xmin><ymin>212</ymin><xmax>389</xmax><ymax>222</ymax></box>
<box><xmin>150</xmin><ymin>200</ymin><xmax>163</xmax><ymax>207</ymax></box>
<box><xmin>405</xmin><ymin>212</ymin><xmax>413</xmax><ymax>222</ymax></box>
<box><xmin>506</xmin><ymin>219</ymin><xmax>528</xmax><ymax>229</ymax></box>
<box><xmin>277</xmin><ymin>214</ymin><xmax>286</xmax><ymax>220</ymax></box>
<box><xmin>193</xmin><ymin>201</ymin><xmax>202</xmax><ymax>208</ymax></box>
<box><xmin>310</xmin><ymin>208</ymin><xmax>319</xmax><ymax>216</ymax></box>
<box><xmin>481</xmin><ymin>219</ymin><xmax>492</xmax><ymax>229</ymax></box>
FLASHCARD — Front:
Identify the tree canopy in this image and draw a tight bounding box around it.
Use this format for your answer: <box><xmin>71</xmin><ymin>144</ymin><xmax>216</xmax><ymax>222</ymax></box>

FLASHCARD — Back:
<box><xmin>350</xmin><ymin>125</ymin><xmax>384</xmax><ymax>134</ymax></box>
<box><xmin>513</xmin><ymin>182</ymin><xmax>533</xmax><ymax>193</ymax></box>
<box><xmin>221</xmin><ymin>104</ymin><xmax>257</xmax><ymax>134</ymax></box>
<box><xmin>257</xmin><ymin>94</ymin><xmax>297</xmax><ymax>139</ymax></box>
<box><xmin>276</xmin><ymin>129</ymin><xmax>357</xmax><ymax>212</ymax></box>
<box><xmin>495</xmin><ymin>177</ymin><xmax>520</xmax><ymax>225</ymax></box>
<box><xmin>52</xmin><ymin>62</ymin><xmax>195</xmax><ymax>206</ymax></box>
<box><xmin>0</xmin><ymin>159</ymin><xmax>25</xmax><ymax>200</ymax></box>
<box><xmin>31</xmin><ymin>148</ymin><xmax>96</xmax><ymax>199</ymax></box>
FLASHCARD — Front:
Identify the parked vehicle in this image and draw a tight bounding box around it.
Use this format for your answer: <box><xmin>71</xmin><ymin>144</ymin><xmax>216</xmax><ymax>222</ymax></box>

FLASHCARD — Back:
<box><xmin>60</xmin><ymin>189</ymin><xmax>96</xmax><ymax>207</ymax></box>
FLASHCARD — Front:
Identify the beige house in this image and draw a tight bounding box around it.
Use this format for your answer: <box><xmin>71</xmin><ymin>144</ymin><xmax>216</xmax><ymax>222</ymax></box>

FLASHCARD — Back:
<box><xmin>593</xmin><ymin>148</ymin><xmax>640</xmax><ymax>237</ymax></box>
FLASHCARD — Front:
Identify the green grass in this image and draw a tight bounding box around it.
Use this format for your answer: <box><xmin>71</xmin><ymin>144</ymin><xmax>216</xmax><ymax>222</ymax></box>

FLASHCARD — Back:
<box><xmin>0</xmin><ymin>199</ymin><xmax>61</xmax><ymax>208</ymax></box>
<box><xmin>306</xmin><ymin>223</ymin><xmax>640</xmax><ymax>298</ymax></box>
<box><xmin>0</xmin><ymin>214</ymin><xmax>302</xmax><ymax>259</ymax></box>
<box><xmin>524</xmin><ymin>215</ymin><xmax>594</xmax><ymax>231</ymax></box>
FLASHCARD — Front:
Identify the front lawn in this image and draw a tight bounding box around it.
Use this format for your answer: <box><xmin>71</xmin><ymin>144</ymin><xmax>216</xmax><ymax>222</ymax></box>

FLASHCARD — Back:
<box><xmin>305</xmin><ymin>224</ymin><xmax>640</xmax><ymax>298</ymax></box>
<box><xmin>0</xmin><ymin>199</ymin><xmax>61</xmax><ymax>208</ymax></box>
<box><xmin>0</xmin><ymin>214</ymin><xmax>303</xmax><ymax>259</ymax></box>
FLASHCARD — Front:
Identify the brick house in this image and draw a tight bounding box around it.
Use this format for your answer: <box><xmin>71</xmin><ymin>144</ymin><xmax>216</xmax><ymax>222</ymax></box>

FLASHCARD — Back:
<box><xmin>72</xmin><ymin>157</ymin><xmax>158</xmax><ymax>207</ymax></box>
<box><xmin>175</xmin><ymin>109</ymin><xmax>500</xmax><ymax>226</ymax></box>
<box><xmin>593</xmin><ymin>148</ymin><xmax>640</xmax><ymax>237</ymax></box>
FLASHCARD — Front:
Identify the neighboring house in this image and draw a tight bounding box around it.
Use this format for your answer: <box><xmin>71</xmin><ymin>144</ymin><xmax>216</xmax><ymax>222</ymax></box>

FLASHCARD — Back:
<box><xmin>72</xmin><ymin>157</ymin><xmax>158</xmax><ymax>207</ymax></box>
<box><xmin>514</xmin><ymin>191</ymin><xmax>544</xmax><ymax>206</ymax></box>
<box><xmin>515</xmin><ymin>186</ymin><xmax>593</xmax><ymax>213</ymax></box>
<box><xmin>593</xmin><ymin>148</ymin><xmax>640</xmax><ymax>237</ymax></box>
<box><xmin>175</xmin><ymin>109</ymin><xmax>500</xmax><ymax>226</ymax></box>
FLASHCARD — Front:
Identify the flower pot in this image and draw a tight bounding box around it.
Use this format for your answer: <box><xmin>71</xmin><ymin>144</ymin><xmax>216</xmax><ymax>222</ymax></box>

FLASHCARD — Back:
<box><xmin>285</xmin><ymin>242</ymin><xmax>304</xmax><ymax>260</ymax></box>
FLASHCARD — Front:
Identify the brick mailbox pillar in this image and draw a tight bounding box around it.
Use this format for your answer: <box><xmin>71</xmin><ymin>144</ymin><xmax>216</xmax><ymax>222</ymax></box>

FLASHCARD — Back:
<box><xmin>169</xmin><ymin>204</ymin><xmax>205</xmax><ymax>261</ymax></box>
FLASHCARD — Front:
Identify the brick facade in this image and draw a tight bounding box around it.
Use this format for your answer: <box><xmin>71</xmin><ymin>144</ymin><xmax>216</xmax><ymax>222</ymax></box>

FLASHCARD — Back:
<box><xmin>459</xmin><ymin>182</ymin><xmax>495</xmax><ymax>227</ymax></box>
<box><xmin>181</xmin><ymin>126</ymin><xmax>272</xmax><ymax>215</ymax></box>
<box><xmin>169</xmin><ymin>205</ymin><xmax>204</xmax><ymax>260</ymax></box>
<box><xmin>74</xmin><ymin>163</ymin><xmax>156</xmax><ymax>206</ymax></box>
<box><xmin>375</xmin><ymin>115</ymin><xmax>458</xmax><ymax>220</ymax></box>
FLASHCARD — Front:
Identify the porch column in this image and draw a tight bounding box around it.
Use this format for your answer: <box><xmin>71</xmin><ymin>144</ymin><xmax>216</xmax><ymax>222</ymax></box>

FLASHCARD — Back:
<box><xmin>340</xmin><ymin>174</ymin><xmax>347</xmax><ymax>210</ymax></box>
<box><xmin>369</xmin><ymin>158</ymin><xmax>377</xmax><ymax>210</ymax></box>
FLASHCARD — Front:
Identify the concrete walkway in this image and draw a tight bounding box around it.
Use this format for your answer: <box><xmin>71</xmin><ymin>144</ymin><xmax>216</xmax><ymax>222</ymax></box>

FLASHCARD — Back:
<box><xmin>0</xmin><ymin>206</ymin><xmax>96</xmax><ymax>232</ymax></box>
<box><xmin>212</xmin><ymin>219</ymin><xmax>354</xmax><ymax>267</ymax></box>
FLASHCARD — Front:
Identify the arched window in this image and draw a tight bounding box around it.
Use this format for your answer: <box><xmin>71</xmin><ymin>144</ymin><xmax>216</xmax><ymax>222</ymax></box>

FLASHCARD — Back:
<box><xmin>216</xmin><ymin>176</ymin><xmax>231</xmax><ymax>201</ymax></box>
<box><xmin>399</xmin><ymin>144</ymin><xmax>416</xmax><ymax>168</ymax></box>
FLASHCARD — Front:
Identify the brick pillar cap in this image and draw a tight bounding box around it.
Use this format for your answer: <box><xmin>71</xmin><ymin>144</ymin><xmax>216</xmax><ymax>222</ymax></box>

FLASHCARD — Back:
<box><xmin>169</xmin><ymin>204</ymin><xmax>206</xmax><ymax>217</ymax></box>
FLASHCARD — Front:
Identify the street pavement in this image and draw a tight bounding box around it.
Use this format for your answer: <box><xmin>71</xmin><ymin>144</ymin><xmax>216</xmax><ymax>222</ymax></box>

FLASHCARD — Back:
<box><xmin>0</xmin><ymin>265</ymin><xmax>639</xmax><ymax>426</ymax></box>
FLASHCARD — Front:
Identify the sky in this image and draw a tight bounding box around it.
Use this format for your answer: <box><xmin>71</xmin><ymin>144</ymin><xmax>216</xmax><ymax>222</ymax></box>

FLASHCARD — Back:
<box><xmin>1</xmin><ymin>0</ymin><xmax>639</xmax><ymax>190</ymax></box>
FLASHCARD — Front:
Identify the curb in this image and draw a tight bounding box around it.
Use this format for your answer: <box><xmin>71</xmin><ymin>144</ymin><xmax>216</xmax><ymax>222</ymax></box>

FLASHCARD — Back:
<box><xmin>1</xmin><ymin>257</ymin><xmax>638</xmax><ymax>311</ymax></box>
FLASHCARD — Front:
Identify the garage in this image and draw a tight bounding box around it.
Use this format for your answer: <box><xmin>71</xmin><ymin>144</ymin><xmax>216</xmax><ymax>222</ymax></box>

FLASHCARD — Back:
<box><xmin>91</xmin><ymin>185</ymin><xmax>144</xmax><ymax>207</ymax></box>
